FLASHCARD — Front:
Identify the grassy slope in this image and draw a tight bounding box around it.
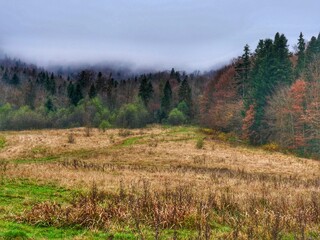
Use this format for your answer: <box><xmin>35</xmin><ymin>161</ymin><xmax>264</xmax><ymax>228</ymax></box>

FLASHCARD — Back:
<box><xmin>0</xmin><ymin>126</ymin><xmax>319</xmax><ymax>239</ymax></box>
<box><xmin>0</xmin><ymin>179</ymin><xmax>111</xmax><ymax>239</ymax></box>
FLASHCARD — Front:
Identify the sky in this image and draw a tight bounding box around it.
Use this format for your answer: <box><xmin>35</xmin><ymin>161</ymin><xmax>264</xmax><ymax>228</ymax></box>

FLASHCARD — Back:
<box><xmin>0</xmin><ymin>0</ymin><xmax>319</xmax><ymax>71</ymax></box>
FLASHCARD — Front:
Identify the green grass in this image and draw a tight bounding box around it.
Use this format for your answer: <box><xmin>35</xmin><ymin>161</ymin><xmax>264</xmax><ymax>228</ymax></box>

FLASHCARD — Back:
<box><xmin>0</xmin><ymin>135</ymin><xmax>6</xmax><ymax>149</ymax></box>
<box><xmin>0</xmin><ymin>178</ymin><xmax>72</xmax><ymax>214</ymax></box>
<box><xmin>0</xmin><ymin>178</ymin><xmax>111</xmax><ymax>239</ymax></box>
<box><xmin>12</xmin><ymin>149</ymin><xmax>96</xmax><ymax>164</ymax></box>
<box><xmin>0</xmin><ymin>221</ymin><xmax>110</xmax><ymax>239</ymax></box>
<box><xmin>121</xmin><ymin>136</ymin><xmax>144</xmax><ymax>147</ymax></box>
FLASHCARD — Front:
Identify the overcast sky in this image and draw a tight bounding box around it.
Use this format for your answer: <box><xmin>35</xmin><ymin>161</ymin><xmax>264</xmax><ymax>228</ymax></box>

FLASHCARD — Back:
<box><xmin>0</xmin><ymin>0</ymin><xmax>319</xmax><ymax>71</ymax></box>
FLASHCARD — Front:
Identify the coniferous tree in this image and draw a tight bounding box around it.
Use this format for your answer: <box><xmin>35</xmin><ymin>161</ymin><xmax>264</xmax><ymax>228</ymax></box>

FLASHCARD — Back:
<box><xmin>245</xmin><ymin>39</ymin><xmax>274</xmax><ymax>144</ymax></box>
<box><xmin>306</xmin><ymin>36</ymin><xmax>317</xmax><ymax>65</ymax></box>
<box><xmin>295</xmin><ymin>32</ymin><xmax>306</xmax><ymax>78</ymax></box>
<box><xmin>272</xmin><ymin>33</ymin><xmax>293</xmax><ymax>85</ymax></box>
<box><xmin>138</xmin><ymin>75</ymin><xmax>153</xmax><ymax>106</ymax></box>
<box><xmin>45</xmin><ymin>97</ymin><xmax>55</xmax><ymax>112</ymax></box>
<box><xmin>96</xmin><ymin>72</ymin><xmax>105</xmax><ymax>92</ymax></box>
<box><xmin>235</xmin><ymin>44</ymin><xmax>251</xmax><ymax>98</ymax></box>
<box><xmin>178</xmin><ymin>76</ymin><xmax>192</xmax><ymax>114</ymax></box>
<box><xmin>170</xmin><ymin>68</ymin><xmax>175</xmax><ymax>78</ymax></box>
<box><xmin>2</xmin><ymin>70</ymin><xmax>9</xmax><ymax>84</ymax></box>
<box><xmin>24</xmin><ymin>80</ymin><xmax>36</xmax><ymax>109</ymax></box>
<box><xmin>67</xmin><ymin>82</ymin><xmax>75</xmax><ymax>103</ymax></box>
<box><xmin>73</xmin><ymin>83</ymin><xmax>83</xmax><ymax>105</ymax></box>
<box><xmin>160</xmin><ymin>80</ymin><xmax>172</xmax><ymax>118</ymax></box>
<box><xmin>89</xmin><ymin>84</ymin><xmax>97</xmax><ymax>99</ymax></box>
<box><xmin>45</xmin><ymin>73</ymin><xmax>56</xmax><ymax>95</ymax></box>
<box><xmin>11</xmin><ymin>73</ymin><xmax>20</xmax><ymax>85</ymax></box>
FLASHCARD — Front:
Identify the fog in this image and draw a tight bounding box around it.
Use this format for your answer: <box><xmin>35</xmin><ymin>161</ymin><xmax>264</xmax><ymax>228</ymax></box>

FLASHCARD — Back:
<box><xmin>0</xmin><ymin>0</ymin><xmax>319</xmax><ymax>71</ymax></box>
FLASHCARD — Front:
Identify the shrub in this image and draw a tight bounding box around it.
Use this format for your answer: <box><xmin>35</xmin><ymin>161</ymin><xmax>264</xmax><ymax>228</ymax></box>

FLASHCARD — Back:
<box><xmin>118</xmin><ymin>129</ymin><xmax>132</xmax><ymax>137</ymax></box>
<box><xmin>177</xmin><ymin>101</ymin><xmax>189</xmax><ymax>116</ymax></box>
<box><xmin>67</xmin><ymin>133</ymin><xmax>75</xmax><ymax>144</ymax></box>
<box><xmin>0</xmin><ymin>135</ymin><xmax>6</xmax><ymax>149</ymax></box>
<box><xmin>196</xmin><ymin>138</ymin><xmax>204</xmax><ymax>149</ymax></box>
<box><xmin>262</xmin><ymin>142</ymin><xmax>280</xmax><ymax>152</ymax></box>
<box><xmin>99</xmin><ymin>120</ymin><xmax>111</xmax><ymax>132</ymax></box>
<box><xmin>7</xmin><ymin>106</ymin><xmax>49</xmax><ymax>130</ymax></box>
<box><xmin>116</xmin><ymin>100</ymin><xmax>148</xmax><ymax>128</ymax></box>
<box><xmin>167</xmin><ymin>108</ymin><xmax>186</xmax><ymax>125</ymax></box>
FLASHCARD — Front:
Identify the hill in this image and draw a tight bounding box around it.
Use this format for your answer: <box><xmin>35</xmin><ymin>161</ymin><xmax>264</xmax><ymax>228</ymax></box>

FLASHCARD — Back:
<box><xmin>0</xmin><ymin>126</ymin><xmax>319</xmax><ymax>239</ymax></box>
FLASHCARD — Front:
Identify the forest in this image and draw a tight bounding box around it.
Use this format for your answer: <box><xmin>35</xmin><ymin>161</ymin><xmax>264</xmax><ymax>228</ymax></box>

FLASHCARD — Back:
<box><xmin>0</xmin><ymin>32</ymin><xmax>320</xmax><ymax>158</ymax></box>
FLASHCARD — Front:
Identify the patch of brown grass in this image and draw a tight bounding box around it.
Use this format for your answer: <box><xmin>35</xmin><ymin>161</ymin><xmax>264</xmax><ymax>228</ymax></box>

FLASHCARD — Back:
<box><xmin>2</xmin><ymin>125</ymin><xmax>320</xmax><ymax>238</ymax></box>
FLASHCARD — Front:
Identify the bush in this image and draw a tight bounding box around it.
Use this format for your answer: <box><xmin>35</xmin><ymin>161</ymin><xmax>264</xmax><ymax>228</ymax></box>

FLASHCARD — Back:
<box><xmin>116</xmin><ymin>100</ymin><xmax>149</xmax><ymax>128</ymax></box>
<box><xmin>0</xmin><ymin>135</ymin><xmax>6</xmax><ymax>149</ymax></box>
<box><xmin>7</xmin><ymin>106</ymin><xmax>49</xmax><ymax>130</ymax></box>
<box><xmin>67</xmin><ymin>133</ymin><xmax>75</xmax><ymax>144</ymax></box>
<box><xmin>196</xmin><ymin>138</ymin><xmax>204</xmax><ymax>149</ymax></box>
<box><xmin>262</xmin><ymin>142</ymin><xmax>280</xmax><ymax>152</ymax></box>
<box><xmin>99</xmin><ymin>120</ymin><xmax>111</xmax><ymax>132</ymax></box>
<box><xmin>177</xmin><ymin>101</ymin><xmax>189</xmax><ymax>116</ymax></box>
<box><xmin>167</xmin><ymin>108</ymin><xmax>186</xmax><ymax>125</ymax></box>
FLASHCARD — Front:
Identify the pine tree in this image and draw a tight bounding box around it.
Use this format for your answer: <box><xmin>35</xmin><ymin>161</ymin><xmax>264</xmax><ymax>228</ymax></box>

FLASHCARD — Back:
<box><xmin>45</xmin><ymin>73</ymin><xmax>56</xmax><ymax>95</ymax></box>
<box><xmin>11</xmin><ymin>73</ymin><xmax>20</xmax><ymax>85</ymax></box>
<box><xmin>138</xmin><ymin>75</ymin><xmax>153</xmax><ymax>106</ymax></box>
<box><xmin>272</xmin><ymin>33</ymin><xmax>293</xmax><ymax>85</ymax></box>
<box><xmin>305</xmin><ymin>35</ymin><xmax>320</xmax><ymax>81</ymax></box>
<box><xmin>160</xmin><ymin>80</ymin><xmax>172</xmax><ymax>118</ymax></box>
<box><xmin>170</xmin><ymin>68</ymin><xmax>175</xmax><ymax>78</ymax></box>
<box><xmin>73</xmin><ymin>83</ymin><xmax>83</xmax><ymax>105</ymax></box>
<box><xmin>245</xmin><ymin>38</ymin><xmax>274</xmax><ymax>144</ymax></box>
<box><xmin>2</xmin><ymin>70</ymin><xmax>9</xmax><ymax>84</ymax></box>
<box><xmin>96</xmin><ymin>72</ymin><xmax>105</xmax><ymax>92</ymax></box>
<box><xmin>89</xmin><ymin>84</ymin><xmax>97</xmax><ymax>99</ymax></box>
<box><xmin>24</xmin><ymin>80</ymin><xmax>36</xmax><ymax>109</ymax></box>
<box><xmin>45</xmin><ymin>97</ymin><xmax>55</xmax><ymax>112</ymax></box>
<box><xmin>178</xmin><ymin>76</ymin><xmax>192</xmax><ymax>114</ymax></box>
<box><xmin>235</xmin><ymin>44</ymin><xmax>251</xmax><ymax>98</ymax></box>
<box><xmin>295</xmin><ymin>32</ymin><xmax>306</xmax><ymax>78</ymax></box>
<box><xmin>67</xmin><ymin>82</ymin><xmax>75</xmax><ymax>103</ymax></box>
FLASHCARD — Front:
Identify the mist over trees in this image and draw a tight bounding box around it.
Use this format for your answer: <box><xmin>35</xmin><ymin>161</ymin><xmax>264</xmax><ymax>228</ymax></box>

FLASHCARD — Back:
<box><xmin>1</xmin><ymin>32</ymin><xmax>320</xmax><ymax>157</ymax></box>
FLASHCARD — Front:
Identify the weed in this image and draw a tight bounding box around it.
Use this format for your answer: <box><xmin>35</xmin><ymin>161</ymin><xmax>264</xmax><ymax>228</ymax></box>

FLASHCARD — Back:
<box><xmin>196</xmin><ymin>138</ymin><xmax>204</xmax><ymax>149</ymax></box>
<box><xmin>0</xmin><ymin>135</ymin><xmax>6</xmax><ymax>149</ymax></box>
<box><xmin>84</xmin><ymin>126</ymin><xmax>91</xmax><ymax>137</ymax></box>
<box><xmin>67</xmin><ymin>133</ymin><xmax>75</xmax><ymax>144</ymax></box>
<box><xmin>3</xmin><ymin>230</ymin><xmax>28</xmax><ymax>240</ymax></box>
<box><xmin>118</xmin><ymin>129</ymin><xmax>132</xmax><ymax>137</ymax></box>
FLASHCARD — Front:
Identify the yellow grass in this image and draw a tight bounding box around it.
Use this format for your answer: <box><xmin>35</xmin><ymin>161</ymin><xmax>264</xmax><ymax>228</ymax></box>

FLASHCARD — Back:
<box><xmin>1</xmin><ymin>125</ymin><xmax>320</xmax><ymax>238</ymax></box>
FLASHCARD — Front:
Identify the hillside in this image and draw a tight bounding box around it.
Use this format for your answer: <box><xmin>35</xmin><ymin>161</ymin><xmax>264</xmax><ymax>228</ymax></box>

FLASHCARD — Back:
<box><xmin>0</xmin><ymin>126</ymin><xmax>319</xmax><ymax>239</ymax></box>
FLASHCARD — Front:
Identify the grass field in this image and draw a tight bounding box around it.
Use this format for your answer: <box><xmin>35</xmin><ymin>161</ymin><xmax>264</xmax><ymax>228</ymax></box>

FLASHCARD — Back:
<box><xmin>0</xmin><ymin>125</ymin><xmax>319</xmax><ymax>239</ymax></box>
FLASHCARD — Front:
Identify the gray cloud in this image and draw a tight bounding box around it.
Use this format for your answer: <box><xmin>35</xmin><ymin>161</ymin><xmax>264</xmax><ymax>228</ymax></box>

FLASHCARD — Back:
<box><xmin>0</xmin><ymin>0</ymin><xmax>319</xmax><ymax>71</ymax></box>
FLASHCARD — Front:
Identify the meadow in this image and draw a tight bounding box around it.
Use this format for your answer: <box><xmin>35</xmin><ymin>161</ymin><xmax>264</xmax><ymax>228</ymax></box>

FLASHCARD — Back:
<box><xmin>0</xmin><ymin>126</ymin><xmax>319</xmax><ymax>239</ymax></box>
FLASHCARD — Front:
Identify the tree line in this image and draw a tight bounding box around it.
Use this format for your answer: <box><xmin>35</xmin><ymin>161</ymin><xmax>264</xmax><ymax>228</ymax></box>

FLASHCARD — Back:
<box><xmin>1</xmin><ymin>32</ymin><xmax>320</xmax><ymax>157</ymax></box>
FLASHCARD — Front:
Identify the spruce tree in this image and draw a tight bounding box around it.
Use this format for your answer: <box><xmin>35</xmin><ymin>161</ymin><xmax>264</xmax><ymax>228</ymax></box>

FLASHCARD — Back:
<box><xmin>89</xmin><ymin>84</ymin><xmax>97</xmax><ymax>99</ymax></box>
<box><xmin>235</xmin><ymin>44</ymin><xmax>251</xmax><ymax>98</ymax></box>
<box><xmin>295</xmin><ymin>32</ymin><xmax>306</xmax><ymax>78</ymax></box>
<box><xmin>178</xmin><ymin>76</ymin><xmax>192</xmax><ymax>115</ymax></box>
<box><xmin>305</xmin><ymin>36</ymin><xmax>318</xmax><ymax>81</ymax></box>
<box><xmin>272</xmin><ymin>33</ymin><xmax>293</xmax><ymax>85</ymax></box>
<box><xmin>138</xmin><ymin>75</ymin><xmax>153</xmax><ymax>106</ymax></box>
<box><xmin>67</xmin><ymin>82</ymin><xmax>75</xmax><ymax>103</ymax></box>
<box><xmin>73</xmin><ymin>83</ymin><xmax>83</xmax><ymax>105</ymax></box>
<box><xmin>45</xmin><ymin>97</ymin><xmax>55</xmax><ymax>112</ymax></box>
<box><xmin>160</xmin><ymin>80</ymin><xmax>172</xmax><ymax>118</ymax></box>
<box><xmin>246</xmin><ymin>39</ymin><xmax>274</xmax><ymax>144</ymax></box>
<box><xmin>2</xmin><ymin>70</ymin><xmax>9</xmax><ymax>84</ymax></box>
<box><xmin>11</xmin><ymin>73</ymin><xmax>20</xmax><ymax>85</ymax></box>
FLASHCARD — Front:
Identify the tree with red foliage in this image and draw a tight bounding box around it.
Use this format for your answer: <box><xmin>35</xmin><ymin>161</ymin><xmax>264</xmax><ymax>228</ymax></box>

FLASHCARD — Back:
<box><xmin>242</xmin><ymin>104</ymin><xmax>256</xmax><ymax>142</ymax></box>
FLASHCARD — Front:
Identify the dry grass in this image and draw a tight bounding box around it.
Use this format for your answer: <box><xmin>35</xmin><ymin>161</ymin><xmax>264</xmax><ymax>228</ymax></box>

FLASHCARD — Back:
<box><xmin>1</xmin><ymin>125</ymin><xmax>320</xmax><ymax>238</ymax></box>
